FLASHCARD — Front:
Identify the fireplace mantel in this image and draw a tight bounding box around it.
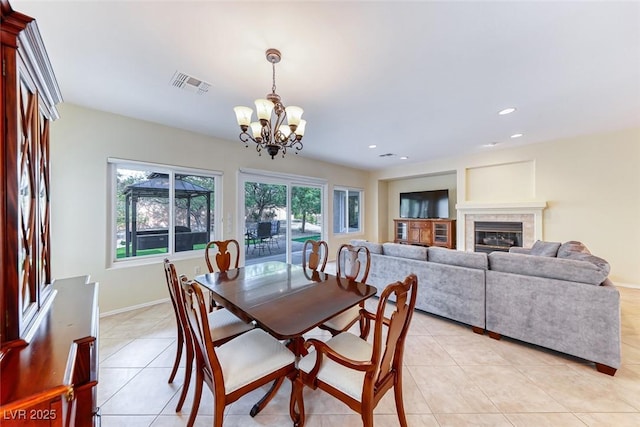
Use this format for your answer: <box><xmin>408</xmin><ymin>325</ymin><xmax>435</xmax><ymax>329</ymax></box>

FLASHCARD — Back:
<box><xmin>455</xmin><ymin>201</ymin><xmax>547</xmax><ymax>251</ymax></box>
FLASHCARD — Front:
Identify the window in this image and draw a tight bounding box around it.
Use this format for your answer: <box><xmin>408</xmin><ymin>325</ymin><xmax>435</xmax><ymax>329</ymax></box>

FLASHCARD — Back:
<box><xmin>109</xmin><ymin>160</ymin><xmax>220</xmax><ymax>263</ymax></box>
<box><xmin>333</xmin><ymin>187</ymin><xmax>362</xmax><ymax>234</ymax></box>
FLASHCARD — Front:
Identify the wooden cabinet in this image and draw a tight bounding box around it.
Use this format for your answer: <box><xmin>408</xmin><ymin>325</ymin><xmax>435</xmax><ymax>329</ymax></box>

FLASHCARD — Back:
<box><xmin>1</xmin><ymin>0</ymin><xmax>62</xmax><ymax>346</ymax></box>
<box><xmin>393</xmin><ymin>219</ymin><xmax>456</xmax><ymax>249</ymax></box>
<box><xmin>0</xmin><ymin>2</ymin><xmax>97</xmax><ymax>426</ymax></box>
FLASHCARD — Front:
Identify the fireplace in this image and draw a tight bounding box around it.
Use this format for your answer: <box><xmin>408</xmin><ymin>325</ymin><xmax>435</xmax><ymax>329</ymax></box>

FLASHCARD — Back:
<box><xmin>455</xmin><ymin>202</ymin><xmax>547</xmax><ymax>251</ymax></box>
<box><xmin>474</xmin><ymin>221</ymin><xmax>523</xmax><ymax>253</ymax></box>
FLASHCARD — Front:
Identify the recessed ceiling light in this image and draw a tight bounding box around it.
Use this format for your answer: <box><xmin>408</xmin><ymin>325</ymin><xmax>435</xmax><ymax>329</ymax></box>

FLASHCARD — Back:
<box><xmin>368</xmin><ymin>144</ymin><xmax>377</xmax><ymax>149</ymax></box>
<box><xmin>400</xmin><ymin>156</ymin><xmax>409</xmax><ymax>160</ymax></box>
<box><xmin>510</xmin><ymin>133</ymin><xmax>523</xmax><ymax>139</ymax></box>
<box><xmin>483</xmin><ymin>142</ymin><xmax>499</xmax><ymax>147</ymax></box>
<box><xmin>498</xmin><ymin>107</ymin><xmax>517</xmax><ymax>115</ymax></box>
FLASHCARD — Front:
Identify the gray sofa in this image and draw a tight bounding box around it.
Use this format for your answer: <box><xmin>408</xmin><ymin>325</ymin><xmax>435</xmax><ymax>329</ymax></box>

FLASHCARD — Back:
<box><xmin>486</xmin><ymin>241</ymin><xmax>620</xmax><ymax>375</ymax></box>
<box><xmin>351</xmin><ymin>239</ymin><xmax>621</xmax><ymax>375</ymax></box>
<box><xmin>352</xmin><ymin>240</ymin><xmax>488</xmax><ymax>333</ymax></box>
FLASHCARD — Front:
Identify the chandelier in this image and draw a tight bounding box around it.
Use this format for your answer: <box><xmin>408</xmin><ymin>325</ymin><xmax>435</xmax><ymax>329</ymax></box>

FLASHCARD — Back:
<box><xmin>233</xmin><ymin>49</ymin><xmax>306</xmax><ymax>159</ymax></box>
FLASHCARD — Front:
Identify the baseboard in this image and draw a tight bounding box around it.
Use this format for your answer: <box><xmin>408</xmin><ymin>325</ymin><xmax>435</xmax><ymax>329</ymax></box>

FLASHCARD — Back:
<box><xmin>614</xmin><ymin>282</ymin><xmax>640</xmax><ymax>290</ymax></box>
<box><xmin>100</xmin><ymin>298</ymin><xmax>170</xmax><ymax>318</ymax></box>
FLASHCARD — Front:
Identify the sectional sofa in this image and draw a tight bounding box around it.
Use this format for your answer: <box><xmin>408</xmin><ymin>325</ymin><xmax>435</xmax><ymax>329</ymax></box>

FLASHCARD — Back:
<box><xmin>351</xmin><ymin>239</ymin><xmax>621</xmax><ymax>375</ymax></box>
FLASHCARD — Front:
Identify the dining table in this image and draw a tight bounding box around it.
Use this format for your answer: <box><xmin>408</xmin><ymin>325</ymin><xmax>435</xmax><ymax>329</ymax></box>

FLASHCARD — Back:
<box><xmin>193</xmin><ymin>260</ymin><xmax>377</xmax><ymax>415</ymax></box>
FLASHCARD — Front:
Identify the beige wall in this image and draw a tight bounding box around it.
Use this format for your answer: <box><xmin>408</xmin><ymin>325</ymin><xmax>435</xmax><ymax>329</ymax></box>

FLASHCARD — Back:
<box><xmin>50</xmin><ymin>104</ymin><xmax>370</xmax><ymax>313</ymax></box>
<box><xmin>49</xmin><ymin>104</ymin><xmax>640</xmax><ymax>314</ymax></box>
<box><xmin>369</xmin><ymin>128</ymin><xmax>640</xmax><ymax>285</ymax></box>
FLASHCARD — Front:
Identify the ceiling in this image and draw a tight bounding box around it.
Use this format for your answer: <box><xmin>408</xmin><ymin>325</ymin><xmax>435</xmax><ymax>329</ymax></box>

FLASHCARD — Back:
<box><xmin>10</xmin><ymin>0</ymin><xmax>640</xmax><ymax>171</ymax></box>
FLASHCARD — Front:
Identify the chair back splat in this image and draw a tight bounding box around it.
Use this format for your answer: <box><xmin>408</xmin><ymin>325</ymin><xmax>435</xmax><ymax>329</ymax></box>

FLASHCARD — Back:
<box><xmin>292</xmin><ymin>274</ymin><xmax>418</xmax><ymax>427</ymax></box>
<box><xmin>374</xmin><ymin>274</ymin><xmax>417</xmax><ymax>387</ymax></box>
<box><xmin>337</xmin><ymin>243</ymin><xmax>371</xmax><ymax>283</ymax></box>
<box><xmin>302</xmin><ymin>240</ymin><xmax>328</xmax><ymax>272</ymax></box>
<box><xmin>318</xmin><ymin>243</ymin><xmax>372</xmax><ymax>338</ymax></box>
<box><xmin>205</xmin><ymin>239</ymin><xmax>240</xmax><ymax>273</ymax></box>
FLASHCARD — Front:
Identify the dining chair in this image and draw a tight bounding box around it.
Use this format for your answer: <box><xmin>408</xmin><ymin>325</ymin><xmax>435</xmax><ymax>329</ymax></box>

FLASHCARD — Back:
<box><xmin>181</xmin><ymin>279</ymin><xmax>297</xmax><ymax>427</ymax></box>
<box><xmin>204</xmin><ymin>239</ymin><xmax>240</xmax><ymax>310</ymax></box>
<box><xmin>302</xmin><ymin>239</ymin><xmax>328</xmax><ymax>273</ymax></box>
<box><xmin>318</xmin><ymin>243</ymin><xmax>371</xmax><ymax>338</ymax></box>
<box><xmin>291</xmin><ymin>274</ymin><xmax>418</xmax><ymax>427</ymax></box>
<box><xmin>162</xmin><ymin>259</ymin><xmax>254</xmax><ymax>413</ymax></box>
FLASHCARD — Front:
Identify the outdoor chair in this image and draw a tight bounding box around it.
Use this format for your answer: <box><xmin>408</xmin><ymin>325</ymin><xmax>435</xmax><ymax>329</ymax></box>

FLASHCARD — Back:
<box><xmin>318</xmin><ymin>243</ymin><xmax>371</xmax><ymax>338</ymax></box>
<box><xmin>162</xmin><ymin>259</ymin><xmax>254</xmax><ymax>413</ymax></box>
<box><xmin>253</xmin><ymin>221</ymin><xmax>273</xmax><ymax>255</ymax></box>
<box><xmin>181</xmin><ymin>279</ymin><xmax>296</xmax><ymax>427</ymax></box>
<box><xmin>269</xmin><ymin>220</ymin><xmax>281</xmax><ymax>249</ymax></box>
<box><xmin>291</xmin><ymin>274</ymin><xmax>418</xmax><ymax>427</ymax></box>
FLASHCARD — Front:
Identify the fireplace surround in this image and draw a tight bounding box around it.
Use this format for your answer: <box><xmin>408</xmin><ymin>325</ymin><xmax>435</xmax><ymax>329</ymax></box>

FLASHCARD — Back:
<box><xmin>456</xmin><ymin>202</ymin><xmax>547</xmax><ymax>251</ymax></box>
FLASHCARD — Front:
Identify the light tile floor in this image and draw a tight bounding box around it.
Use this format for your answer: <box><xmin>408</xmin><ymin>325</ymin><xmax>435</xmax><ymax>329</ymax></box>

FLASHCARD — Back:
<box><xmin>98</xmin><ymin>285</ymin><xmax>640</xmax><ymax>426</ymax></box>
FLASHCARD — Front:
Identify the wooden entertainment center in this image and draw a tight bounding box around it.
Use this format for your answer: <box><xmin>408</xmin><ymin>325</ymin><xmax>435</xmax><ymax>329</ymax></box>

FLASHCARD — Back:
<box><xmin>393</xmin><ymin>219</ymin><xmax>456</xmax><ymax>249</ymax></box>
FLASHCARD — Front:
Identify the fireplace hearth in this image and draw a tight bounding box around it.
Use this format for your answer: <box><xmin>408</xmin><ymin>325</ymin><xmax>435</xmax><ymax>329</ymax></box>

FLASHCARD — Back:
<box><xmin>474</xmin><ymin>221</ymin><xmax>523</xmax><ymax>253</ymax></box>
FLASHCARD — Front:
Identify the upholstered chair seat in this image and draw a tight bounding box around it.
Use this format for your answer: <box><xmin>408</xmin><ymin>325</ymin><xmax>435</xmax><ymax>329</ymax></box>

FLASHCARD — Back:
<box><xmin>216</xmin><ymin>328</ymin><xmax>296</xmax><ymax>394</ymax></box>
<box><xmin>319</xmin><ymin>305</ymin><xmax>362</xmax><ymax>334</ymax></box>
<box><xmin>298</xmin><ymin>332</ymin><xmax>372</xmax><ymax>401</ymax></box>
<box><xmin>207</xmin><ymin>308</ymin><xmax>254</xmax><ymax>343</ymax></box>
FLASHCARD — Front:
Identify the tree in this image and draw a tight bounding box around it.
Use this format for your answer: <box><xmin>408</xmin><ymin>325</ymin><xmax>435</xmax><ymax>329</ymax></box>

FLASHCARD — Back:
<box><xmin>245</xmin><ymin>182</ymin><xmax>286</xmax><ymax>221</ymax></box>
<box><xmin>291</xmin><ymin>187</ymin><xmax>321</xmax><ymax>233</ymax></box>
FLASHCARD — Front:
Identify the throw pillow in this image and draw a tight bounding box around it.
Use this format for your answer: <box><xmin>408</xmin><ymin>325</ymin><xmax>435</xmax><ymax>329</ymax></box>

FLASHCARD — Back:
<box><xmin>557</xmin><ymin>240</ymin><xmax>591</xmax><ymax>258</ymax></box>
<box><xmin>529</xmin><ymin>240</ymin><xmax>561</xmax><ymax>257</ymax></box>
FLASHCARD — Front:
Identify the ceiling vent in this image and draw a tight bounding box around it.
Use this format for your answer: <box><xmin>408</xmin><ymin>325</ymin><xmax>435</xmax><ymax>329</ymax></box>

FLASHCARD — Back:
<box><xmin>169</xmin><ymin>71</ymin><xmax>211</xmax><ymax>95</ymax></box>
<box><xmin>379</xmin><ymin>153</ymin><xmax>395</xmax><ymax>158</ymax></box>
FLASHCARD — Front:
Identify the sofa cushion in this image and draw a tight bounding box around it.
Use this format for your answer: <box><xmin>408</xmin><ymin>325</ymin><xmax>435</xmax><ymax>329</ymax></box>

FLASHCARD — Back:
<box><xmin>529</xmin><ymin>240</ymin><xmax>561</xmax><ymax>257</ymax></box>
<box><xmin>427</xmin><ymin>247</ymin><xmax>488</xmax><ymax>270</ymax></box>
<box><xmin>382</xmin><ymin>243</ymin><xmax>427</xmax><ymax>261</ymax></box>
<box><xmin>488</xmin><ymin>252</ymin><xmax>609</xmax><ymax>285</ymax></box>
<box><xmin>557</xmin><ymin>241</ymin><xmax>591</xmax><ymax>258</ymax></box>
<box><xmin>349</xmin><ymin>239</ymin><xmax>383</xmax><ymax>255</ymax></box>
<box><xmin>564</xmin><ymin>252</ymin><xmax>611</xmax><ymax>277</ymax></box>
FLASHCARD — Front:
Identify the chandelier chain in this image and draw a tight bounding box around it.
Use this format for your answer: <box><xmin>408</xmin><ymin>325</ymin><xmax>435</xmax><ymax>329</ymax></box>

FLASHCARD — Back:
<box><xmin>272</xmin><ymin>62</ymin><xmax>277</xmax><ymax>95</ymax></box>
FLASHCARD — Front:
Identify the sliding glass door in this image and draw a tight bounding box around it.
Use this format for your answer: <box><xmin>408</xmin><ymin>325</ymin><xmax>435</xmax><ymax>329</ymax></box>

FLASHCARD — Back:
<box><xmin>240</xmin><ymin>172</ymin><xmax>326</xmax><ymax>266</ymax></box>
<box><xmin>290</xmin><ymin>185</ymin><xmax>323</xmax><ymax>265</ymax></box>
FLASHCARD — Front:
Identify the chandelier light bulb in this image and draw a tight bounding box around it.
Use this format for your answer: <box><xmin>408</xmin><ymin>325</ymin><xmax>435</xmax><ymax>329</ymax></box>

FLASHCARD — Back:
<box><xmin>254</xmin><ymin>99</ymin><xmax>274</xmax><ymax>121</ymax></box>
<box><xmin>296</xmin><ymin>120</ymin><xmax>306</xmax><ymax>137</ymax></box>
<box><xmin>234</xmin><ymin>106</ymin><xmax>253</xmax><ymax>127</ymax></box>
<box><xmin>250</xmin><ymin>122</ymin><xmax>262</xmax><ymax>139</ymax></box>
<box><xmin>285</xmin><ymin>106</ymin><xmax>304</xmax><ymax>127</ymax></box>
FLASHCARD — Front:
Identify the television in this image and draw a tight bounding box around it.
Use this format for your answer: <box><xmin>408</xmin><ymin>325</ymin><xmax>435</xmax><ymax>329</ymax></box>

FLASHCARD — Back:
<box><xmin>399</xmin><ymin>189</ymin><xmax>449</xmax><ymax>219</ymax></box>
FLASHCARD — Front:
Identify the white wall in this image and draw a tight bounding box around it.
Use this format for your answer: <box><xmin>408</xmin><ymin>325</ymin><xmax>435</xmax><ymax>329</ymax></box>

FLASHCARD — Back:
<box><xmin>50</xmin><ymin>104</ymin><xmax>370</xmax><ymax>313</ymax></box>
<box><xmin>369</xmin><ymin>127</ymin><xmax>640</xmax><ymax>285</ymax></box>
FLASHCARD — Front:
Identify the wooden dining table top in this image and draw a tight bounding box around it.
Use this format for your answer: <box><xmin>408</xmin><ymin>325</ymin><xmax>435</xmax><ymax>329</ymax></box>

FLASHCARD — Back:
<box><xmin>193</xmin><ymin>261</ymin><xmax>377</xmax><ymax>340</ymax></box>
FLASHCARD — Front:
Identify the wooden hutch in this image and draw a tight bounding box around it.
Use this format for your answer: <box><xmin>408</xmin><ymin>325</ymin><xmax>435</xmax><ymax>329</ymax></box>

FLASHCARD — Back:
<box><xmin>393</xmin><ymin>218</ymin><xmax>456</xmax><ymax>249</ymax></box>
<box><xmin>1</xmin><ymin>1</ymin><xmax>98</xmax><ymax>425</ymax></box>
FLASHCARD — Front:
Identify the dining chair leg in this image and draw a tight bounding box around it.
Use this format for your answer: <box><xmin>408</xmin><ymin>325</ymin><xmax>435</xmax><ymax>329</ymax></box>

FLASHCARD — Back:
<box><xmin>214</xmin><ymin>399</ymin><xmax>225</xmax><ymax>427</ymax></box>
<box><xmin>186</xmin><ymin>365</ymin><xmax>204</xmax><ymax>427</ymax></box>
<box><xmin>175</xmin><ymin>338</ymin><xmax>194</xmax><ymax>412</ymax></box>
<box><xmin>168</xmin><ymin>331</ymin><xmax>183</xmax><ymax>383</ymax></box>
<box><xmin>289</xmin><ymin>377</ymin><xmax>305</xmax><ymax>427</ymax></box>
<box><xmin>394</xmin><ymin>373</ymin><xmax>408</xmax><ymax>427</ymax></box>
<box><xmin>250</xmin><ymin>376</ymin><xmax>285</xmax><ymax>416</ymax></box>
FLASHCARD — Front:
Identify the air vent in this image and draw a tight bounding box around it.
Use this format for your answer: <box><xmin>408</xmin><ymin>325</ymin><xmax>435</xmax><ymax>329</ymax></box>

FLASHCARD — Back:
<box><xmin>379</xmin><ymin>153</ymin><xmax>395</xmax><ymax>158</ymax></box>
<box><xmin>169</xmin><ymin>71</ymin><xmax>211</xmax><ymax>95</ymax></box>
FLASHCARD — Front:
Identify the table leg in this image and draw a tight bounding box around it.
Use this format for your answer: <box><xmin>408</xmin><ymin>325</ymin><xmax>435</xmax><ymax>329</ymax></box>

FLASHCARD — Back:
<box><xmin>250</xmin><ymin>376</ymin><xmax>285</xmax><ymax>417</ymax></box>
<box><xmin>249</xmin><ymin>337</ymin><xmax>305</xmax><ymax>417</ymax></box>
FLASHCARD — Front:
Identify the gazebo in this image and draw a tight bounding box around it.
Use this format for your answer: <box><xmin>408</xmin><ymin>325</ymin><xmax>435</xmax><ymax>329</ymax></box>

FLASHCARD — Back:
<box><xmin>123</xmin><ymin>173</ymin><xmax>213</xmax><ymax>256</ymax></box>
